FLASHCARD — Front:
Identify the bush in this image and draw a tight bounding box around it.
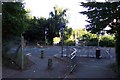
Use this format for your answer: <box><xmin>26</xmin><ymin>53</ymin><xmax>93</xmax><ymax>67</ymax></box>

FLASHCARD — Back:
<box><xmin>87</xmin><ymin>38</ymin><xmax>98</xmax><ymax>46</ymax></box>
<box><xmin>79</xmin><ymin>34</ymin><xmax>115</xmax><ymax>47</ymax></box>
<box><xmin>99</xmin><ymin>35</ymin><xmax>115</xmax><ymax>47</ymax></box>
<box><xmin>64</xmin><ymin>40</ymin><xmax>75</xmax><ymax>46</ymax></box>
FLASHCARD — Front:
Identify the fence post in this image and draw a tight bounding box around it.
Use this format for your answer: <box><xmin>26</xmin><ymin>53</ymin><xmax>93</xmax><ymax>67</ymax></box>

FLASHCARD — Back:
<box><xmin>21</xmin><ymin>35</ymin><xmax>24</xmax><ymax>70</ymax></box>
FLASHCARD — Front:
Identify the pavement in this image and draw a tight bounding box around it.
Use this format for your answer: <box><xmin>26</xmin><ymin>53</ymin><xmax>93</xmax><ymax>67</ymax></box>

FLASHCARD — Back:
<box><xmin>2</xmin><ymin>46</ymin><xmax>119</xmax><ymax>79</ymax></box>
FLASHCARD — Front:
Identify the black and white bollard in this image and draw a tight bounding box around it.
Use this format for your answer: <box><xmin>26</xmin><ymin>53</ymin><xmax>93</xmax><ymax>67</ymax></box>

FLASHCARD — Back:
<box><xmin>96</xmin><ymin>48</ymin><xmax>100</xmax><ymax>59</ymax></box>
<box><xmin>48</xmin><ymin>58</ymin><xmax>52</xmax><ymax>69</ymax></box>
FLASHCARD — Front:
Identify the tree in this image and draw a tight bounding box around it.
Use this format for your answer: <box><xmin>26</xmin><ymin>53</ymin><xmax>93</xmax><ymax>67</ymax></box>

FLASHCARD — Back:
<box><xmin>2</xmin><ymin>2</ymin><xmax>30</xmax><ymax>54</ymax></box>
<box><xmin>80</xmin><ymin>2</ymin><xmax>120</xmax><ymax>67</ymax></box>
<box><xmin>2</xmin><ymin>2</ymin><xmax>29</xmax><ymax>39</ymax></box>
<box><xmin>2</xmin><ymin>2</ymin><xmax>31</xmax><ymax>68</ymax></box>
<box><xmin>64</xmin><ymin>26</ymin><xmax>73</xmax><ymax>40</ymax></box>
<box><xmin>23</xmin><ymin>17</ymin><xmax>48</xmax><ymax>43</ymax></box>
<box><xmin>48</xmin><ymin>6</ymin><xmax>68</xmax><ymax>45</ymax></box>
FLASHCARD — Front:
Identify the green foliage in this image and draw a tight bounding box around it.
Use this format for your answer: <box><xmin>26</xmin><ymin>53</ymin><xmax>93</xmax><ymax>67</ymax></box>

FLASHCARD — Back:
<box><xmin>64</xmin><ymin>40</ymin><xmax>75</xmax><ymax>46</ymax></box>
<box><xmin>80</xmin><ymin>2</ymin><xmax>120</xmax><ymax>66</ymax></box>
<box><xmin>47</xmin><ymin>6</ymin><xmax>68</xmax><ymax>45</ymax></box>
<box><xmin>78</xmin><ymin>31</ymin><xmax>98</xmax><ymax>46</ymax></box>
<box><xmin>87</xmin><ymin>38</ymin><xmax>98</xmax><ymax>46</ymax></box>
<box><xmin>73</xmin><ymin>29</ymin><xmax>87</xmax><ymax>38</ymax></box>
<box><xmin>2</xmin><ymin>2</ymin><xmax>29</xmax><ymax>38</ymax></box>
<box><xmin>73</xmin><ymin>29</ymin><xmax>115</xmax><ymax>47</ymax></box>
<box><xmin>80</xmin><ymin>2</ymin><xmax>120</xmax><ymax>34</ymax></box>
<box><xmin>23</xmin><ymin>17</ymin><xmax>47</xmax><ymax>42</ymax></box>
<box><xmin>64</xmin><ymin>27</ymin><xmax>73</xmax><ymax>40</ymax></box>
<box><xmin>81</xmin><ymin>34</ymin><xmax>90</xmax><ymax>41</ymax></box>
<box><xmin>2</xmin><ymin>2</ymin><xmax>31</xmax><ymax>59</ymax></box>
<box><xmin>100</xmin><ymin>35</ymin><xmax>115</xmax><ymax>47</ymax></box>
<box><xmin>22</xmin><ymin>6</ymin><xmax>70</xmax><ymax>45</ymax></box>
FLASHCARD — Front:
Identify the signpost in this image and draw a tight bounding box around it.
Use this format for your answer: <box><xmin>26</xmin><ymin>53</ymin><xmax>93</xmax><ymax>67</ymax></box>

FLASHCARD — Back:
<box><xmin>60</xmin><ymin>24</ymin><xmax>65</xmax><ymax>57</ymax></box>
<box><xmin>45</xmin><ymin>28</ymin><xmax>48</xmax><ymax>45</ymax></box>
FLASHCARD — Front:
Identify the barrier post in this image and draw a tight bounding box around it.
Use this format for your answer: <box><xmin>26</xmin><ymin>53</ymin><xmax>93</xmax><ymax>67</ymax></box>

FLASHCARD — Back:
<box><xmin>96</xmin><ymin>48</ymin><xmax>100</xmax><ymax>59</ymax></box>
<box><xmin>40</xmin><ymin>50</ymin><xmax>44</xmax><ymax>59</ymax></box>
<box><xmin>48</xmin><ymin>58</ymin><xmax>52</xmax><ymax>69</ymax></box>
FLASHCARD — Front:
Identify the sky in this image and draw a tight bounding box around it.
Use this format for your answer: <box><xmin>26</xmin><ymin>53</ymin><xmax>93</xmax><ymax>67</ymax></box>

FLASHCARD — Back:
<box><xmin>23</xmin><ymin>0</ymin><xmax>106</xmax><ymax>30</ymax></box>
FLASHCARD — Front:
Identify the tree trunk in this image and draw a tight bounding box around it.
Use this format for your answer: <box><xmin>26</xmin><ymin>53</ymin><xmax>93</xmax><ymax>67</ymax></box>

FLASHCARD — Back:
<box><xmin>115</xmin><ymin>32</ymin><xmax>120</xmax><ymax>67</ymax></box>
<box><xmin>49</xmin><ymin>36</ymin><xmax>53</xmax><ymax>45</ymax></box>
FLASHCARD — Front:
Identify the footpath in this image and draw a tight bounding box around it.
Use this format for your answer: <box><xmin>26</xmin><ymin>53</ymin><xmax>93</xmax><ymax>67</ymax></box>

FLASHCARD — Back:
<box><xmin>2</xmin><ymin>46</ymin><xmax>119</xmax><ymax>79</ymax></box>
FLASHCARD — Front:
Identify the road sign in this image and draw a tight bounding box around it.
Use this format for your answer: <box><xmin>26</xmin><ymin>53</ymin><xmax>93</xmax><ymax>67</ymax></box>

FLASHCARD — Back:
<box><xmin>70</xmin><ymin>48</ymin><xmax>77</xmax><ymax>60</ymax></box>
<box><xmin>60</xmin><ymin>24</ymin><xmax>65</xmax><ymax>28</ymax></box>
<box><xmin>60</xmin><ymin>28</ymin><xmax>64</xmax><ymax>35</ymax></box>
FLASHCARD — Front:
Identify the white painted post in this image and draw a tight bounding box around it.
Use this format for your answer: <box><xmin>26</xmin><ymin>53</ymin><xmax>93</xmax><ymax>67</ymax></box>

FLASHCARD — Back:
<box><xmin>45</xmin><ymin>30</ymin><xmax>47</xmax><ymax>45</ymax></box>
<box><xmin>75</xmin><ymin>39</ymin><xmax>78</xmax><ymax>46</ymax></box>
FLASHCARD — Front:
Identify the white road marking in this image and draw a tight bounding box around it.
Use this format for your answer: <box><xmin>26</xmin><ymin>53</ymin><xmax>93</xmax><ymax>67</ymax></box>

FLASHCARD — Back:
<box><xmin>26</xmin><ymin>53</ymin><xmax>32</xmax><ymax>56</ymax></box>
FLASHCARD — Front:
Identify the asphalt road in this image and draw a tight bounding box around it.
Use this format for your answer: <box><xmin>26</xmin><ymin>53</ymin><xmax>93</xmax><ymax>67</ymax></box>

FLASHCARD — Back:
<box><xmin>10</xmin><ymin>45</ymin><xmax>115</xmax><ymax>59</ymax></box>
<box><xmin>4</xmin><ymin>45</ymin><xmax>116</xmax><ymax>78</ymax></box>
